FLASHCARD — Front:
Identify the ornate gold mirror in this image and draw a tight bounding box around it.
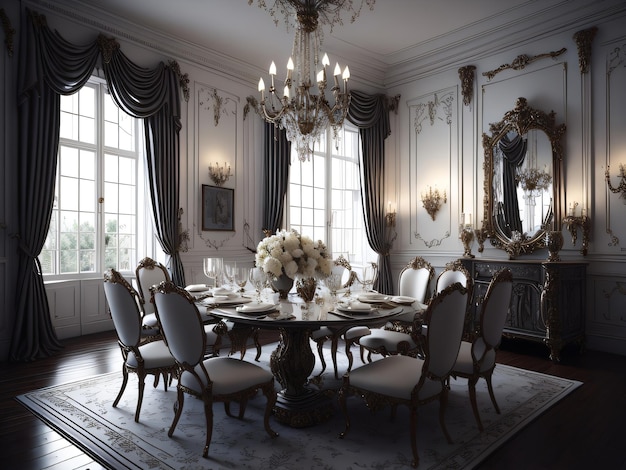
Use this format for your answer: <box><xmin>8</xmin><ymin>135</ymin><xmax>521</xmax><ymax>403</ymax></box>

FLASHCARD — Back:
<box><xmin>482</xmin><ymin>97</ymin><xmax>566</xmax><ymax>258</ymax></box>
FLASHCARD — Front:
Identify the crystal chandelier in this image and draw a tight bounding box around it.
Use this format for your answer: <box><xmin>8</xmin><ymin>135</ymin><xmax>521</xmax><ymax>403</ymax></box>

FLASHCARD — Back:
<box><xmin>252</xmin><ymin>0</ymin><xmax>375</xmax><ymax>161</ymax></box>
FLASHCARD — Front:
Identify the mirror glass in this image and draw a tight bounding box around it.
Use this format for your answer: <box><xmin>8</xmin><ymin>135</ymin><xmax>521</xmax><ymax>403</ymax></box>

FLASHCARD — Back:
<box><xmin>482</xmin><ymin>98</ymin><xmax>565</xmax><ymax>258</ymax></box>
<box><xmin>492</xmin><ymin>129</ymin><xmax>553</xmax><ymax>239</ymax></box>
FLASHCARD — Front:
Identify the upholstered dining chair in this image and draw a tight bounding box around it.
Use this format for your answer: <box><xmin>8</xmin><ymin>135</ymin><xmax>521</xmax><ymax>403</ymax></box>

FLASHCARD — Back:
<box><xmin>103</xmin><ymin>269</ymin><xmax>177</xmax><ymax>422</ymax></box>
<box><xmin>135</xmin><ymin>257</ymin><xmax>170</xmax><ymax>331</ymax></box>
<box><xmin>450</xmin><ymin>268</ymin><xmax>513</xmax><ymax>431</ymax></box>
<box><xmin>338</xmin><ymin>282</ymin><xmax>469</xmax><ymax>468</ymax></box>
<box><xmin>152</xmin><ymin>281</ymin><xmax>278</xmax><ymax>458</ymax></box>
<box><xmin>311</xmin><ymin>255</ymin><xmax>367</xmax><ymax>378</ymax></box>
<box><xmin>358</xmin><ymin>257</ymin><xmax>435</xmax><ymax>360</ymax></box>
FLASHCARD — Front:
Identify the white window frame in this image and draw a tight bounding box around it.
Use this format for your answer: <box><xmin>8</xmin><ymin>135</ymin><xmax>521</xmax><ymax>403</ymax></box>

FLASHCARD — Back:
<box><xmin>40</xmin><ymin>77</ymin><xmax>155</xmax><ymax>280</ymax></box>
<box><xmin>286</xmin><ymin>122</ymin><xmax>376</xmax><ymax>272</ymax></box>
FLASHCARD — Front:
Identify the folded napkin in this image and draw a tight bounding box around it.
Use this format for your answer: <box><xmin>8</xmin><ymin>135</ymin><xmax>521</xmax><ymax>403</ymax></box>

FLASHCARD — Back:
<box><xmin>237</xmin><ymin>302</ymin><xmax>275</xmax><ymax>313</ymax></box>
<box><xmin>185</xmin><ymin>284</ymin><xmax>209</xmax><ymax>292</ymax></box>
<box><xmin>212</xmin><ymin>287</ymin><xmax>236</xmax><ymax>297</ymax></box>
<box><xmin>349</xmin><ymin>301</ymin><xmax>371</xmax><ymax>311</ymax></box>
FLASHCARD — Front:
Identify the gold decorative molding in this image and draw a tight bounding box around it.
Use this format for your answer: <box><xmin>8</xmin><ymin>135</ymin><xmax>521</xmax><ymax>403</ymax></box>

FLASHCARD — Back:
<box><xmin>414</xmin><ymin>231</ymin><xmax>451</xmax><ymax>248</ymax></box>
<box><xmin>482</xmin><ymin>48</ymin><xmax>567</xmax><ymax>81</ymax></box>
<box><xmin>168</xmin><ymin>60</ymin><xmax>190</xmax><ymax>102</ymax></box>
<box><xmin>458</xmin><ymin>65</ymin><xmax>475</xmax><ymax>106</ymax></box>
<box><xmin>97</xmin><ymin>34</ymin><xmax>120</xmax><ymax>65</ymax></box>
<box><xmin>0</xmin><ymin>8</ymin><xmax>15</xmax><ymax>57</ymax></box>
<box><xmin>244</xmin><ymin>96</ymin><xmax>259</xmax><ymax>121</ymax></box>
<box><xmin>573</xmin><ymin>26</ymin><xmax>597</xmax><ymax>74</ymax></box>
<box><xmin>387</xmin><ymin>94</ymin><xmax>401</xmax><ymax>114</ymax></box>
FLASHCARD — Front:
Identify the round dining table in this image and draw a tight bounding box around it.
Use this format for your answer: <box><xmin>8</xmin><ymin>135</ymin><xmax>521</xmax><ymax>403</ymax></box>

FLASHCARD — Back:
<box><xmin>208</xmin><ymin>296</ymin><xmax>415</xmax><ymax>427</ymax></box>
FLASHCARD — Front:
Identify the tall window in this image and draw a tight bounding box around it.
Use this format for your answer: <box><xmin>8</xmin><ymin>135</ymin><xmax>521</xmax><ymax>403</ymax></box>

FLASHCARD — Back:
<box><xmin>39</xmin><ymin>79</ymin><xmax>148</xmax><ymax>277</ymax></box>
<box><xmin>288</xmin><ymin>123</ymin><xmax>375</xmax><ymax>269</ymax></box>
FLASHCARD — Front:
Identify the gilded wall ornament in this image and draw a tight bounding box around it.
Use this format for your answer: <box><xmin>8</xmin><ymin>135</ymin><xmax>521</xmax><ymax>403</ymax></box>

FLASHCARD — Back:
<box><xmin>482</xmin><ymin>48</ymin><xmax>566</xmax><ymax>81</ymax></box>
<box><xmin>573</xmin><ymin>26</ymin><xmax>597</xmax><ymax>74</ymax></box>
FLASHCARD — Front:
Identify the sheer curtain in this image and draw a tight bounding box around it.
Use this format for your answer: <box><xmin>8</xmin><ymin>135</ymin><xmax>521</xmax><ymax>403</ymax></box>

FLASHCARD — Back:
<box><xmin>347</xmin><ymin>90</ymin><xmax>393</xmax><ymax>294</ymax></box>
<box><xmin>11</xmin><ymin>8</ymin><xmax>185</xmax><ymax>361</ymax></box>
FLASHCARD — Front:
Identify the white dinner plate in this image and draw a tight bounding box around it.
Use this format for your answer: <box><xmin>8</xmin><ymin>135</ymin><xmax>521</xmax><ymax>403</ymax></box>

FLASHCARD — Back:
<box><xmin>236</xmin><ymin>302</ymin><xmax>276</xmax><ymax>314</ymax></box>
<box><xmin>391</xmin><ymin>295</ymin><xmax>416</xmax><ymax>305</ymax></box>
<box><xmin>202</xmin><ymin>297</ymin><xmax>252</xmax><ymax>306</ymax></box>
<box><xmin>357</xmin><ymin>293</ymin><xmax>389</xmax><ymax>303</ymax></box>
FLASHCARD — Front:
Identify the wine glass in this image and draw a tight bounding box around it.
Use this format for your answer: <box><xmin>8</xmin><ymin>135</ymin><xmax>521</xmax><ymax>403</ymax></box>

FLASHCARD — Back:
<box><xmin>249</xmin><ymin>267</ymin><xmax>268</xmax><ymax>302</ymax></box>
<box><xmin>223</xmin><ymin>261</ymin><xmax>237</xmax><ymax>289</ymax></box>
<box><xmin>234</xmin><ymin>266</ymin><xmax>249</xmax><ymax>292</ymax></box>
<box><xmin>203</xmin><ymin>257</ymin><xmax>223</xmax><ymax>289</ymax></box>
<box><xmin>324</xmin><ymin>272</ymin><xmax>343</xmax><ymax>306</ymax></box>
<box><xmin>361</xmin><ymin>264</ymin><xmax>376</xmax><ymax>293</ymax></box>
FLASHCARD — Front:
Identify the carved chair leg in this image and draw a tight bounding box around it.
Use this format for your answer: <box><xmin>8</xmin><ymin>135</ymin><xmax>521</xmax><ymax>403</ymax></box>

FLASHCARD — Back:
<box><xmin>262</xmin><ymin>383</ymin><xmax>279</xmax><ymax>438</ymax></box>
<box><xmin>202</xmin><ymin>398</ymin><xmax>214</xmax><ymax>458</ymax></box>
<box><xmin>113</xmin><ymin>367</ymin><xmax>129</xmax><ymax>408</ymax></box>
<box><xmin>468</xmin><ymin>376</ymin><xmax>484</xmax><ymax>432</ymax></box>
<box><xmin>168</xmin><ymin>387</ymin><xmax>185</xmax><ymax>437</ymax></box>
<box><xmin>135</xmin><ymin>374</ymin><xmax>146</xmax><ymax>422</ymax></box>
<box><xmin>484</xmin><ymin>370</ymin><xmax>500</xmax><ymax>414</ymax></box>
<box><xmin>439</xmin><ymin>387</ymin><xmax>453</xmax><ymax>443</ymax></box>
<box><xmin>409</xmin><ymin>406</ymin><xmax>419</xmax><ymax>468</ymax></box>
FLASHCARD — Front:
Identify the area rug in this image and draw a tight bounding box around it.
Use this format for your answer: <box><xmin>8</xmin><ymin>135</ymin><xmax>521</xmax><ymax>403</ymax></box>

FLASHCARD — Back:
<box><xmin>17</xmin><ymin>342</ymin><xmax>581</xmax><ymax>469</ymax></box>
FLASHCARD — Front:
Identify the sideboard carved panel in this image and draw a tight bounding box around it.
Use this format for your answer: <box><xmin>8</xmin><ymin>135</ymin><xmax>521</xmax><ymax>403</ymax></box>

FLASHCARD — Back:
<box><xmin>460</xmin><ymin>258</ymin><xmax>586</xmax><ymax>361</ymax></box>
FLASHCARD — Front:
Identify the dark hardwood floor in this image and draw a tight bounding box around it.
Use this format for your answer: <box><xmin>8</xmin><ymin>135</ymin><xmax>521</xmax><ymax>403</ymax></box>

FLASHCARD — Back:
<box><xmin>1</xmin><ymin>330</ymin><xmax>625</xmax><ymax>469</ymax></box>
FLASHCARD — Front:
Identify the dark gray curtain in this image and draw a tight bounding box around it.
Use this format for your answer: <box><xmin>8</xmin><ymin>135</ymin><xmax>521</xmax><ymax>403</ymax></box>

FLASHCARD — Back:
<box><xmin>101</xmin><ymin>44</ymin><xmax>185</xmax><ymax>286</ymax></box>
<box><xmin>11</xmin><ymin>9</ymin><xmax>184</xmax><ymax>361</ymax></box>
<box><xmin>347</xmin><ymin>90</ymin><xmax>393</xmax><ymax>294</ymax></box>
<box><xmin>12</xmin><ymin>10</ymin><xmax>100</xmax><ymax>360</ymax></box>
<box><xmin>498</xmin><ymin>133</ymin><xmax>526</xmax><ymax>236</ymax></box>
<box><xmin>261</xmin><ymin>122</ymin><xmax>291</xmax><ymax>235</ymax></box>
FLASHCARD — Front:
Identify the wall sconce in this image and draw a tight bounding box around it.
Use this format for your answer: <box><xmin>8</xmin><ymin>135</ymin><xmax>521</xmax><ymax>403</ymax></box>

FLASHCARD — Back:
<box><xmin>385</xmin><ymin>201</ymin><xmax>396</xmax><ymax>227</ymax></box>
<box><xmin>563</xmin><ymin>201</ymin><xmax>590</xmax><ymax>256</ymax></box>
<box><xmin>605</xmin><ymin>164</ymin><xmax>626</xmax><ymax>203</ymax></box>
<box><xmin>421</xmin><ymin>186</ymin><xmax>446</xmax><ymax>220</ymax></box>
<box><xmin>208</xmin><ymin>161</ymin><xmax>232</xmax><ymax>186</ymax></box>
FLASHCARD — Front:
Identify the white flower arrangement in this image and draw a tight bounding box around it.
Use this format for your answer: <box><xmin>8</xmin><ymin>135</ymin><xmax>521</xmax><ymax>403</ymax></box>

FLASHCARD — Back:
<box><xmin>255</xmin><ymin>229</ymin><xmax>332</xmax><ymax>279</ymax></box>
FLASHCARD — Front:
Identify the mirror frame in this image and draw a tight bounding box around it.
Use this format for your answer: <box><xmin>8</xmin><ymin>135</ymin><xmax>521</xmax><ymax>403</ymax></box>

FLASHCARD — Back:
<box><xmin>482</xmin><ymin>97</ymin><xmax>566</xmax><ymax>258</ymax></box>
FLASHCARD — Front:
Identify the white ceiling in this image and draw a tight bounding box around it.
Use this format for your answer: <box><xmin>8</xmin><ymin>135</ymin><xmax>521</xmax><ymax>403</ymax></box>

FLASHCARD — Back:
<box><xmin>54</xmin><ymin>0</ymin><xmax>607</xmax><ymax>86</ymax></box>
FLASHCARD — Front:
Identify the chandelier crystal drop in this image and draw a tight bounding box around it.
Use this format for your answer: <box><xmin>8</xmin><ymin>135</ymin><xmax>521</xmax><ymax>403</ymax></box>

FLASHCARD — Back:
<box><xmin>253</xmin><ymin>1</ymin><xmax>374</xmax><ymax>162</ymax></box>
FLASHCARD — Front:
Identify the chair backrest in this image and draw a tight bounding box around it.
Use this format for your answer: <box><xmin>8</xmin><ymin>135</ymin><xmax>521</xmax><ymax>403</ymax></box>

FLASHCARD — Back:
<box><xmin>423</xmin><ymin>283</ymin><xmax>468</xmax><ymax>379</ymax></box>
<box><xmin>435</xmin><ymin>261</ymin><xmax>472</xmax><ymax>294</ymax></box>
<box><xmin>103</xmin><ymin>269</ymin><xmax>142</xmax><ymax>348</ymax></box>
<box><xmin>135</xmin><ymin>257</ymin><xmax>170</xmax><ymax>315</ymax></box>
<box><xmin>398</xmin><ymin>257</ymin><xmax>434</xmax><ymax>302</ymax></box>
<box><xmin>152</xmin><ymin>281</ymin><xmax>205</xmax><ymax>368</ymax></box>
<box><xmin>478</xmin><ymin>268</ymin><xmax>513</xmax><ymax>351</ymax></box>
<box><xmin>333</xmin><ymin>254</ymin><xmax>359</xmax><ymax>287</ymax></box>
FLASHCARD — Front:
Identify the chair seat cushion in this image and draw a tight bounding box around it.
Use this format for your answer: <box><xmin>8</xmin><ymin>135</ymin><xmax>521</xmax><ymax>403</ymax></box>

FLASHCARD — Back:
<box><xmin>142</xmin><ymin>312</ymin><xmax>158</xmax><ymax>328</ymax></box>
<box><xmin>344</xmin><ymin>326</ymin><xmax>370</xmax><ymax>340</ymax></box>
<box><xmin>181</xmin><ymin>357</ymin><xmax>273</xmax><ymax>395</ymax></box>
<box><xmin>359</xmin><ymin>329</ymin><xmax>418</xmax><ymax>352</ymax></box>
<box><xmin>348</xmin><ymin>355</ymin><xmax>442</xmax><ymax>401</ymax></box>
<box><xmin>453</xmin><ymin>340</ymin><xmax>495</xmax><ymax>375</ymax></box>
<box><xmin>311</xmin><ymin>327</ymin><xmax>333</xmax><ymax>340</ymax></box>
<box><xmin>127</xmin><ymin>340</ymin><xmax>175</xmax><ymax>369</ymax></box>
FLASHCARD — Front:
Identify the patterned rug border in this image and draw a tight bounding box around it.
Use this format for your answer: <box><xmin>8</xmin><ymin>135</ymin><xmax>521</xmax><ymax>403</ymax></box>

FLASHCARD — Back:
<box><xmin>16</xmin><ymin>351</ymin><xmax>582</xmax><ymax>470</ymax></box>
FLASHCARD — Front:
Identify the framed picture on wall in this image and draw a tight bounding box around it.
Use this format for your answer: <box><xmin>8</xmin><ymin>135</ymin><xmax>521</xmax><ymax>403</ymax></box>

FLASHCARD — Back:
<box><xmin>202</xmin><ymin>185</ymin><xmax>234</xmax><ymax>231</ymax></box>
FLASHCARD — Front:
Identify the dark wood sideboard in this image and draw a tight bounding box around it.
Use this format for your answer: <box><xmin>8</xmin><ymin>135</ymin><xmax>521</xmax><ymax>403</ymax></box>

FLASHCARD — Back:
<box><xmin>459</xmin><ymin>258</ymin><xmax>587</xmax><ymax>362</ymax></box>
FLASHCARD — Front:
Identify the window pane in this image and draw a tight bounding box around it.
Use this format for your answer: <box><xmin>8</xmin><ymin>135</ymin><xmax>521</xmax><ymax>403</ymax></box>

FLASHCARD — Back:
<box><xmin>41</xmin><ymin>79</ymin><xmax>142</xmax><ymax>277</ymax></box>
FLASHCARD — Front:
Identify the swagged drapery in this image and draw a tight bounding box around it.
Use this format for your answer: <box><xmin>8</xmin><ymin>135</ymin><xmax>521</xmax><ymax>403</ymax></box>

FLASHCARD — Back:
<box><xmin>261</xmin><ymin>122</ymin><xmax>291</xmax><ymax>236</ymax></box>
<box><xmin>347</xmin><ymin>90</ymin><xmax>393</xmax><ymax>295</ymax></box>
<box><xmin>101</xmin><ymin>39</ymin><xmax>185</xmax><ymax>286</ymax></box>
<box><xmin>12</xmin><ymin>9</ymin><xmax>184</xmax><ymax>361</ymax></box>
<box><xmin>498</xmin><ymin>133</ymin><xmax>526</xmax><ymax>237</ymax></box>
